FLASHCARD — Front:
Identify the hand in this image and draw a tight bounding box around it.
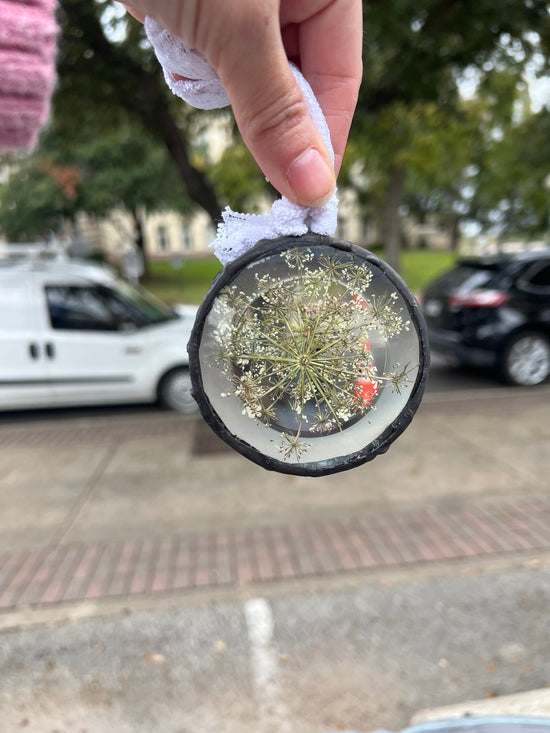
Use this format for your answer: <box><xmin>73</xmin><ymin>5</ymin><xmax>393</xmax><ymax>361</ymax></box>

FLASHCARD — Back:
<box><xmin>121</xmin><ymin>0</ymin><xmax>362</xmax><ymax>207</ymax></box>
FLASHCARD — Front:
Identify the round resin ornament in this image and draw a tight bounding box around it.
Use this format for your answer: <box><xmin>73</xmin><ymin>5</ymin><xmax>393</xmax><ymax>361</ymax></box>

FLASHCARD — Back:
<box><xmin>188</xmin><ymin>233</ymin><xmax>429</xmax><ymax>476</ymax></box>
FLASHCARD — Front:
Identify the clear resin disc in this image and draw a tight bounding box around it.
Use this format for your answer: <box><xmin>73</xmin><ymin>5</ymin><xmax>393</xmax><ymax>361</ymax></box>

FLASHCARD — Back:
<box><xmin>189</xmin><ymin>234</ymin><xmax>429</xmax><ymax>476</ymax></box>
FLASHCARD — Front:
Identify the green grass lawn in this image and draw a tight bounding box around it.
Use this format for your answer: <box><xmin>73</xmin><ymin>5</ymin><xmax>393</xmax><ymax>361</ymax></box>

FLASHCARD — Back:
<box><xmin>142</xmin><ymin>257</ymin><xmax>222</xmax><ymax>305</ymax></box>
<box><xmin>143</xmin><ymin>249</ymin><xmax>458</xmax><ymax>305</ymax></box>
<box><xmin>399</xmin><ymin>249</ymin><xmax>458</xmax><ymax>293</ymax></box>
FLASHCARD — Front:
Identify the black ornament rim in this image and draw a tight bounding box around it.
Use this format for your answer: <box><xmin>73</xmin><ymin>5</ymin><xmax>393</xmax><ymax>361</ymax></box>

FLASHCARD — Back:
<box><xmin>188</xmin><ymin>232</ymin><xmax>430</xmax><ymax>477</ymax></box>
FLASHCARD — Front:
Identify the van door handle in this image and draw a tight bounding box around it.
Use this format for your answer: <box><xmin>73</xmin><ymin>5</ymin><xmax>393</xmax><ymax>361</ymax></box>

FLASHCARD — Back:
<box><xmin>45</xmin><ymin>342</ymin><xmax>55</xmax><ymax>359</ymax></box>
<box><xmin>29</xmin><ymin>343</ymin><xmax>40</xmax><ymax>360</ymax></box>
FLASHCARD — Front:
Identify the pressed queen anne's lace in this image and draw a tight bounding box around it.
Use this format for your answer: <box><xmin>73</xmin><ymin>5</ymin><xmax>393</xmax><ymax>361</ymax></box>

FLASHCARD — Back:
<box><xmin>211</xmin><ymin>248</ymin><xmax>415</xmax><ymax>461</ymax></box>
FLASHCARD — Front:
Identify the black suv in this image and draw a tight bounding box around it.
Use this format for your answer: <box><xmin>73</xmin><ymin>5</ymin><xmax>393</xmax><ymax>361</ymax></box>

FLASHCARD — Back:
<box><xmin>422</xmin><ymin>251</ymin><xmax>550</xmax><ymax>385</ymax></box>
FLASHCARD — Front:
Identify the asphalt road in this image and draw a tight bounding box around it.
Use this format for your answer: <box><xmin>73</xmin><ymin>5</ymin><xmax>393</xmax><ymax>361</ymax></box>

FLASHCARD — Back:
<box><xmin>1</xmin><ymin>556</ymin><xmax>549</xmax><ymax>733</ymax></box>
<box><xmin>425</xmin><ymin>354</ymin><xmax>509</xmax><ymax>394</ymax></box>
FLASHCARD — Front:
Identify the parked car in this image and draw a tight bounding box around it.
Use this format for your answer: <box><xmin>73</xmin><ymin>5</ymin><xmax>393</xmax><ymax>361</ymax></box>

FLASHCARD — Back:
<box><xmin>422</xmin><ymin>251</ymin><xmax>550</xmax><ymax>386</ymax></box>
<box><xmin>0</xmin><ymin>249</ymin><xmax>198</xmax><ymax>412</ymax></box>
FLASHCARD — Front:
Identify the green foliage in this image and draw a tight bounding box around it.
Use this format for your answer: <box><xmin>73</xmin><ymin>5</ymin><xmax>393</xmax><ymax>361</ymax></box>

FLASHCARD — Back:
<box><xmin>209</xmin><ymin>141</ymin><xmax>275</xmax><ymax>212</ymax></box>
<box><xmin>74</xmin><ymin>125</ymin><xmax>192</xmax><ymax>218</ymax></box>
<box><xmin>6</xmin><ymin>0</ymin><xmax>550</xmax><ymax>251</ymax></box>
<box><xmin>471</xmin><ymin>107</ymin><xmax>550</xmax><ymax>235</ymax></box>
<box><xmin>0</xmin><ymin>123</ymin><xmax>190</xmax><ymax>241</ymax></box>
<box><xmin>360</xmin><ymin>0</ymin><xmax>550</xmax><ymax>114</ymax></box>
<box><xmin>53</xmin><ymin>0</ymin><xmax>221</xmax><ymax>221</ymax></box>
<box><xmin>348</xmin><ymin>0</ymin><xmax>550</xmax><ymax>258</ymax></box>
<box><xmin>0</xmin><ymin>155</ymin><xmax>79</xmax><ymax>240</ymax></box>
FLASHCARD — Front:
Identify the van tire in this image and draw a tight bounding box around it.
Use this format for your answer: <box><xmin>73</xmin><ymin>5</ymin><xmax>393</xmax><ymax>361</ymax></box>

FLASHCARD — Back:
<box><xmin>158</xmin><ymin>367</ymin><xmax>197</xmax><ymax>413</ymax></box>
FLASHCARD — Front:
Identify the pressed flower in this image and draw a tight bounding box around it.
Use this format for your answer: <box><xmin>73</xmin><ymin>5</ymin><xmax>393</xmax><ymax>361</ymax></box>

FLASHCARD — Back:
<box><xmin>211</xmin><ymin>246</ymin><xmax>415</xmax><ymax>460</ymax></box>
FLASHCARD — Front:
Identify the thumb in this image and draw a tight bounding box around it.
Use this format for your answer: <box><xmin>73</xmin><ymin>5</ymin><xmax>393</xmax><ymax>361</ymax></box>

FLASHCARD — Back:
<box><xmin>215</xmin><ymin>25</ymin><xmax>336</xmax><ymax>206</ymax></box>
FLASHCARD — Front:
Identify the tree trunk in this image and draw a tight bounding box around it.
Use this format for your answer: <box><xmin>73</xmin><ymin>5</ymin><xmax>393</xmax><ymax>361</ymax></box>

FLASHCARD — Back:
<box><xmin>132</xmin><ymin>208</ymin><xmax>149</xmax><ymax>279</ymax></box>
<box><xmin>448</xmin><ymin>212</ymin><xmax>461</xmax><ymax>251</ymax></box>
<box><xmin>381</xmin><ymin>166</ymin><xmax>405</xmax><ymax>272</ymax></box>
<box><xmin>135</xmin><ymin>76</ymin><xmax>221</xmax><ymax>225</ymax></box>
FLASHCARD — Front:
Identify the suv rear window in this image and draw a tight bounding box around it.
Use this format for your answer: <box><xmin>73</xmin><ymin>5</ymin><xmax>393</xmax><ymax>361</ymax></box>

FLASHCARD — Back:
<box><xmin>521</xmin><ymin>261</ymin><xmax>550</xmax><ymax>291</ymax></box>
<box><xmin>431</xmin><ymin>264</ymin><xmax>498</xmax><ymax>292</ymax></box>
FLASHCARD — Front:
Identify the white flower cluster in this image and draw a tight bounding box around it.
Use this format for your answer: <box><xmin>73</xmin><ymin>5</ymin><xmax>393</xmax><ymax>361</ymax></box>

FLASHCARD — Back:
<box><xmin>211</xmin><ymin>247</ymin><xmax>414</xmax><ymax>461</ymax></box>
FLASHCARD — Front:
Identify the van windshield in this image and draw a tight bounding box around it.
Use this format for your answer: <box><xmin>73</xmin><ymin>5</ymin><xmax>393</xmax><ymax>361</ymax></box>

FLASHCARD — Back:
<box><xmin>109</xmin><ymin>278</ymin><xmax>176</xmax><ymax>326</ymax></box>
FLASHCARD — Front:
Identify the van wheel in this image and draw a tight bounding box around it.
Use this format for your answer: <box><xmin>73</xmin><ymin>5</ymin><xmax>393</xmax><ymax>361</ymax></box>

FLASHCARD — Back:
<box><xmin>158</xmin><ymin>367</ymin><xmax>197</xmax><ymax>413</ymax></box>
<box><xmin>501</xmin><ymin>331</ymin><xmax>550</xmax><ymax>386</ymax></box>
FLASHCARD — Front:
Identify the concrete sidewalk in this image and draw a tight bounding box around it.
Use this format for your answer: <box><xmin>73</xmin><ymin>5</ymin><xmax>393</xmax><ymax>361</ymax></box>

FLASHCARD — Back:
<box><xmin>0</xmin><ymin>385</ymin><xmax>549</xmax><ymax>612</ymax></box>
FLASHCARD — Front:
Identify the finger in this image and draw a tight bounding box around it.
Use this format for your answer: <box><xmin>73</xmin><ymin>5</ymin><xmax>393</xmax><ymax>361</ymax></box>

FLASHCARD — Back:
<box><xmin>297</xmin><ymin>0</ymin><xmax>363</xmax><ymax>176</ymax></box>
<box><xmin>118</xmin><ymin>2</ymin><xmax>145</xmax><ymax>23</ymax></box>
<box><xmin>215</xmin><ymin>7</ymin><xmax>336</xmax><ymax>206</ymax></box>
<box><xmin>118</xmin><ymin>1</ymin><xmax>185</xmax><ymax>34</ymax></box>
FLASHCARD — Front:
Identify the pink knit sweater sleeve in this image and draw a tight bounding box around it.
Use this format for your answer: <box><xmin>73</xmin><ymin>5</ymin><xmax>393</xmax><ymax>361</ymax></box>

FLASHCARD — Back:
<box><xmin>0</xmin><ymin>0</ymin><xmax>58</xmax><ymax>152</ymax></box>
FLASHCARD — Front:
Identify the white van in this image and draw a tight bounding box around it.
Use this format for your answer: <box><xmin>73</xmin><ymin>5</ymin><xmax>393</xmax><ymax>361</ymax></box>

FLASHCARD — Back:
<box><xmin>0</xmin><ymin>246</ymin><xmax>198</xmax><ymax>413</ymax></box>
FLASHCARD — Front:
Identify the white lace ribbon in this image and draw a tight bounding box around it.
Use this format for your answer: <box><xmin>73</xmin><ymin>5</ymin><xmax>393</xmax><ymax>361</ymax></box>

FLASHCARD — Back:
<box><xmin>145</xmin><ymin>17</ymin><xmax>338</xmax><ymax>265</ymax></box>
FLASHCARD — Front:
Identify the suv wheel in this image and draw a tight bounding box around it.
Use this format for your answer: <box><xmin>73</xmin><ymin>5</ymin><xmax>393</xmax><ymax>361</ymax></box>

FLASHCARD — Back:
<box><xmin>159</xmin><ymin>367</ymin><xmax>197</xmax><ymax>413</ymax></box>
<box><xmin>502</xmin><ymin>331</ymin><xmax>550</xmax><ymax>386</ymax></box>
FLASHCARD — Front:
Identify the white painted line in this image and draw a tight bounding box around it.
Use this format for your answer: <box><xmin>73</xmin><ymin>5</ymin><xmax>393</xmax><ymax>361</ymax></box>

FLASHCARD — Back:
<box><xmin>244</xmin><ymin>597</ymin><xmax>292</xmax><ymax>732</ymax></box>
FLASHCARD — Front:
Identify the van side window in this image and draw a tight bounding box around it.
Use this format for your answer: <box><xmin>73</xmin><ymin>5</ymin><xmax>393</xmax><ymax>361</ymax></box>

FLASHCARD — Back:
<box><xmin>46</xmin><ymin>286</ymin><xmax>119</xmax><ymax>331</ymax></box>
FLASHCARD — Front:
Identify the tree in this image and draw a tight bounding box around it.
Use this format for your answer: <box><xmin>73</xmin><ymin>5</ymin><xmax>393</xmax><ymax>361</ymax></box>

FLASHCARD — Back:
<box><xmin>209</xmin><ymin>140</ymin><xmax>275</xmax><ymax>213</ymax></box>
<box><xmin>75</xmin><ymin>124</ymin><xmax>192</xmax><ymax>273</ymax></box>
<box><xmin>348</xmin><ymin>0</ymin><xmax>550</xmax><ymax>268</ymax></box>
<box><xmin>0</xmin><ymin>123</ymin><xmax>192</xmax><ymax>273</ymax></box>
<box><xmin>467</xmin><ymin>106</ymin><xmax>550</xmax><ymax>240</ymax></box>
<box><xmin>54</xmin><ymin>0</ymin><xmax>222</xmax><ymax>223</ymax></box>
<box><xmin>0</xmin><ymin>157</ymin><xmax>79</xmax><ymax>241</ymax></box>
<box><xmin>360</xmin><ymin>0</ymin><xmax>550</xmax><ymax>114</ymax></box>
<box><xmin>401</xmin><ymin>101</ymin><xmax>486</xmax><ymax>251</ymax></box>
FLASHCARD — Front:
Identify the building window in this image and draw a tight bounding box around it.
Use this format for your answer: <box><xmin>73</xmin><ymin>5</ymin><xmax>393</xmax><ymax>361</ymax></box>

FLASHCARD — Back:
<box><xmin>181</xmin><ymin>224</ymin><xmax>193</xmax><ymax>250</ymax></box>
<box><xmin>157</xmin><ymin>225</ymin><xmax>169</xmax><ymax>252</ymax></box>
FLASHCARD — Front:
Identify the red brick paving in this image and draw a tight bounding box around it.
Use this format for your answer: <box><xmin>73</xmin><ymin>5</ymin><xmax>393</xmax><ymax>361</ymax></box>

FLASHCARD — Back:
<box><xmin>1</xmin><ymin>498</ymin><xmax>550</xmax><ymax>611</ymax></box>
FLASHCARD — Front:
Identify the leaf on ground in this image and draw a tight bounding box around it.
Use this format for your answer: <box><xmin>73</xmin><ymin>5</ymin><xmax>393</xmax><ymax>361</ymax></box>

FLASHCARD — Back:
<box><xmin>143</xmin><ymin>652</ymin><xmax>166</xmax><ymax>664</ymax></box>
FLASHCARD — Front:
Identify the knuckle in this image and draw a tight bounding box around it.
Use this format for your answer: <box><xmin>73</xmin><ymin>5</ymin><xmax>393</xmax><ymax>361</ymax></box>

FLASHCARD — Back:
<box><xmin>243</xmin><ymin>87</ymin><xmax>309</xmax><ymax>149</ymax></box>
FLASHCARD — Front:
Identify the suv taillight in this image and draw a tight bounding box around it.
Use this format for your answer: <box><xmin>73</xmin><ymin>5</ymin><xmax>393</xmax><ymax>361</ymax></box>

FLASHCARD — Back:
<box><xmin>448</xmin><ymin>290</ymin><xmax>509</xmax><ymax>308</ymax></box>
